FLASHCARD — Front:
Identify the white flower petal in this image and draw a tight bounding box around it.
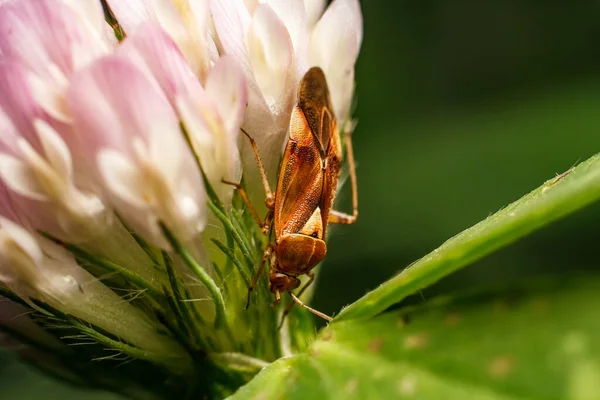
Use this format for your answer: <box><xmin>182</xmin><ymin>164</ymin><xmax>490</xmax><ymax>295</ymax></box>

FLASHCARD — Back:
<box><xmin>248</xmin><ymin>4</ymin><xmax>294</xmax><ymax>108</ymax></box>
<box><xmin>210</xmin><ymin>0</ymin><xmax>279</xmax><ymax>162</ymax></box>
<box><xmin>26</xmin><ymin>72</ymin><xmax>71</xmax><ymax>123</ymax></box>
<box><xmin>16</xmin><ymin>138</ymin><xmax>68</xmax><ymax>203</ymax></box>
<box><xmin>0</xmin><ymin>128</ymin><xmax>108</xmax><ymax>240</ymax></box>
<box><xmin>149</xmin><ymin>0</ymin><xmax>210</xmax><ymax>79</ymax></box>
<box><xmin>243</xmin><ymin>0</ymin><xmax>258</xmax><ymax>12</ymax></box>
<box><xmin>210</xmin><ymin>0</ymin><xmax>252</xmax><ymax>70</ymax></box>
<box><xmin>97</xmin><ymin>149</ymin><xmax>146</xmax><ymax>209</ymax></box>
<box><xmin>176</xmin><ymin>90</ymin><xmax>240</xmax><ymax>200</ymax></box>
<box><xmin>309</xmin><ymin>0</ymin><xmax>362</xmax><ymax>121</ymax></box>
<box><xmin>146</xmin><ymin>126</ymin><xmax>184</xmax><ymax>184</ymax></box>
<box><xmin>60</xmin><ymin>0</ymin><xmax>106</xmax><ymax>41</ymax></box>
<box><xmin>266</xmin><ymin>0</ymin><xmax>308</xmax><ymax>71</ymax></box>
<box><xmin>176</xmin><ymin>94</ymin><xmax>214</xmax><ymax>149</ymax></box>
<box><xmin>175</xmin><ymin>93</ymin><xmax>219</xmax><ymax>179</ymax></box>
<box><xmin>33</xmin><ymin>120</ymin><xmax>72</xmax><ymax>183</ymax></box>
<box><xmin>205</xmin><ymin>56</ymin><xmax>247</xmax><ymax>135</ymax></box>
<box><xmin>0</xmin><ymin>216</ymin><xmax>43</xmax><ymax>267</ymax></box>
<box><xmin>0</xmin><ymin>153</ymin><xmax>48</xmax><ymax>202</ymax></box>
<box><xmin>105</xmin><ymin>0</ymin><xmax>154</xmax><ymax>35</ymax></box>
<box><xmin>177</xmin><ymin>194</ymin><xmax>201</xmax><ymax>226</ymax></box>
<box><xmin>304</xmin><ymin>0</ymin><xmax>326</xmax><ymax>28</ymax></box>
<box><xmin>0</xmin><ymin>270</ymin><xmax>15</xmax><ymax>283</ymax></box>
<box><xmin>103</xmin><ymin>22</ymin><xmax>120</xmax><ymax>48</ymax></box>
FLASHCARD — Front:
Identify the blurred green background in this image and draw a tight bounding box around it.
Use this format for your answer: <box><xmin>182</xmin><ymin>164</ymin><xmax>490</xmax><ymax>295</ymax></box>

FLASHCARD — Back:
<box><xmin>314</xmin><ymin>0</ymin><xmax>600</xmax><ymax>314</ymax></box>
<box><xmin>3</xmin><ymin>0</ymin><xmax>600</xmax><ymax>398</ymax></box>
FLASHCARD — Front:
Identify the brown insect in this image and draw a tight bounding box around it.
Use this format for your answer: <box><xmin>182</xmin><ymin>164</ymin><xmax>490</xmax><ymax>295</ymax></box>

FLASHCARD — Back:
<box><xmin>224</xmin><ymin>67</ymin><xmax>358</xmax><ymax>322</ymax></box>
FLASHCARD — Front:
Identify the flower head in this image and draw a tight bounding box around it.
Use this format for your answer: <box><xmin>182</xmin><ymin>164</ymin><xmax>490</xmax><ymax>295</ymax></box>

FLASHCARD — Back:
<box><xmin>0</xmin><ymin>0</ymin><xmax>363</xmax><ymax>397</ymax></box>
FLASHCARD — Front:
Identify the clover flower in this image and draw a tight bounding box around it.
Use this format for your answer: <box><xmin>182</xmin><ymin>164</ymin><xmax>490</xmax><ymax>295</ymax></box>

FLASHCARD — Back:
<box><xmin>0</xmin><ymin>0</ymin><xmax>362</xmax><ymax>398</ymax></box>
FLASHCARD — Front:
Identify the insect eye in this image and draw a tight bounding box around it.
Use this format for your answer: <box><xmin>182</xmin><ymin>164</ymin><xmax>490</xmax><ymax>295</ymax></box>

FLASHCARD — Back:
<box><xmin>310</xmin><ymin>232</ymin><xmax>319</xmax><ymax>238</ymax></box>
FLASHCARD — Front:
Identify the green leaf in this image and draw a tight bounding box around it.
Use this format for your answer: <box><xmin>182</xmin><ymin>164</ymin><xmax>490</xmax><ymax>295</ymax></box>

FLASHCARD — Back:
<box><xmin>229</xmin><ymin>276</ymin><xmax>600</xmax><ymax>400</ymax></box>
<box><xmin>337</xmin><ymin>153</ymin><xmax>600</xmax><ymax>321</ymax></box>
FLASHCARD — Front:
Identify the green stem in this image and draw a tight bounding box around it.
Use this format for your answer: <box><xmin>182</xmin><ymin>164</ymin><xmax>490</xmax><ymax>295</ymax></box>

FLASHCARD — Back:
<box><xmin>337</xmin><ymin>153</ymin><xmax>600</xmax><ymax>321</ymax></box>
<box><xmin>70</xmin><ymin>319</ymin><xmax>172</xmax><ymax>367</ymax></box>
<box><xmin>160</xmin><ymin>223</ymin><xmax>227</xmax><ymax>330</ymax></box>
<box><xmin>211</xmin><ymin>238</ymin><xmax>251</xmax><ymax>286</ymax></box>
<box><xmin>162</xmin><ymin>251</ymin><xmax>208</xmax><ymax>349</ymax></box>
<box><xmin>208</xmin><ymin>202</ymin><xmax>255</xmax><ymax>268</ymax></box>
<box><xmin>130</xmin><ymin>230</ymin><xmax>164</xmax><ymax>269</ymax></box>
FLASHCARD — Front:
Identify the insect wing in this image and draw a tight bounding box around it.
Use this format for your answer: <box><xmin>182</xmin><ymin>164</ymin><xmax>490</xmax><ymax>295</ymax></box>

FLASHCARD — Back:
<box><xmin>297</xmin><ymin>67</ymin><xmax>334</xmax><ymax>155</ymax></box>
<box><xmin>298</xmin><ymin>67</ymin><xmax>343</xmax><ymax>237</ymax></box>
<box><xmin>274</xmin><ymin>106</ymin><xmax>324</xmax><ymax>237</ymax></box>
<box><xmin>321</xmin><ymin>120</ymin><xmax>343</xmax><ymax>237</ymax></box>
<box><xmin>274</xmin><ymin>66</ymin><xmax>343</xmax><ymax>239</ymax></box>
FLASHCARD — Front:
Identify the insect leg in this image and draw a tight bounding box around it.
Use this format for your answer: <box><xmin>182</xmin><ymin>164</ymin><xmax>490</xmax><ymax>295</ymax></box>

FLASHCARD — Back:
<box><xmin>222</xmin><ymin>179</ymin><xmax>273</xmax><ymax>234</ymax></box>
<box><xmin>289</xmin><ymin>293</ymin><xmax>332</xmax><ymax>322</ymax></box>
<box><xmin>246</xmin><ymin>245</ymin><xmax>273</xmax><ymax>309</ymax></box>
<box><xmin>328</xmin><ymin>210</ymin><xmax>357</xmax><ymax>224</ymax></box>
<box><xmin>293</xmin><ymin>271</ymin><xmax>316</xmax><ymax>300</ymax></box>
<box><xmin>278</xmin><ymin>271</ymin><xmax>316</xmax><ymax>329</ymax></box>
<box><xmin>273</xmin><ymin>290</ymin><xmax>281</xmax><ymax>305</ymax></box>
<box><xmin>328</xmin><ymin>126</ymin><xmax>358</xmax><ymax>224</ymax></box>
<box><xmin>241</xmin><ymin>128</ymin><xmax>275</xmax><ymax>209</ymax></box>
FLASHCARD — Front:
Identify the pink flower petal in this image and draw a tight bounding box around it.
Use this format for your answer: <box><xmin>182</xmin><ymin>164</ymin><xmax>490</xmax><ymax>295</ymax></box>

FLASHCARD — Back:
<box><xmin>117</xmin><ymin>22</ymin><xmax>203</xmax><ymax>105</ymax></box>
<box><xmin>68</xmin><ymin>56</ymin><xmax>206</xmax><ymax>244</ymax></box>
<box><xmin>105</xmin><ymin>0</ymin><xmax>154</xmax><ymax>35</ymax></box>
<box><xmin>67</xmin><ymin>55</ymin><xmax>177</xmax><ymax>156</ymax></box>
<box><xmin>0</xmin><ymin>0</ymin><xmax>106</xmax><ymax>80</ymax></box>
<box><xmin>0</xmin><ymin>153</ymin><xmax>74</xmax><ymax>240</ymax></box>
<box><xmin>0</xmin><ymin>179</ymin><xmax>29</xmax><ymax>226</ymax></box>
<box><xmin>0</xmin><ymin>61</ymin><xmax>44</xmax><ymax>149</ymax></box>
